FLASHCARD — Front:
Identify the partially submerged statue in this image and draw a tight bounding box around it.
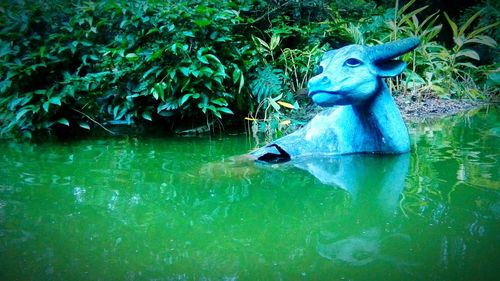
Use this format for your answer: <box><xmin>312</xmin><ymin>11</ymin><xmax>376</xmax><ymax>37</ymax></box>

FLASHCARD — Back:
<box><xmin>251</xmin><ymin>37</ymin><xmax>420</xmax><ymax>163</ymax></box>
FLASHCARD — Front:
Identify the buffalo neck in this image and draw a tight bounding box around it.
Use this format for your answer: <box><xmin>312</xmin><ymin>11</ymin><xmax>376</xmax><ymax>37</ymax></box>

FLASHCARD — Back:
<box><xmin>351</xmin><ymin>83</ymin><xmax>410</xmax><ymax>153</ymax></box>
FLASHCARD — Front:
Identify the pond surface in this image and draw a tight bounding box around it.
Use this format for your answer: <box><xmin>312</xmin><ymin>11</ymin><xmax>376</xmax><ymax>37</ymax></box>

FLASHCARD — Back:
<box><xmin>0</xmin><ymin>107</ymin><xmax>499</xmax><ymax>281</ymax></box>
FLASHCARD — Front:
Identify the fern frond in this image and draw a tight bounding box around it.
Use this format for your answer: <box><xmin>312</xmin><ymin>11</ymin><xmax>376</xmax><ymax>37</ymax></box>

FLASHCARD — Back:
<box><xmin>250</xmin><ymin>66</ymin><xmax>283</xmax><ymax>102</ymax></box>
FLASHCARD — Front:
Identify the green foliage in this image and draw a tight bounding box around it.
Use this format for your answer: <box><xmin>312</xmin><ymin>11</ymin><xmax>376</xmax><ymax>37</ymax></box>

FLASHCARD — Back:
<box><xmin>347</xmin><ymin>0</ymin><xmax>499</xmax><ymax>99</ymax></box>
<box><xmin>0</xmin><ymin>0</ymin><xmax>250</xmax><ymax>138</ymax></box>
<box><xmin>0</xmin><ymin>0</ymin><xmax>497</xmax><ymax>139</ymax></box>
<box><xmin>250</xmin><ymin>66</ymin><xmax>284</xmax><ymax>103</ymax></box>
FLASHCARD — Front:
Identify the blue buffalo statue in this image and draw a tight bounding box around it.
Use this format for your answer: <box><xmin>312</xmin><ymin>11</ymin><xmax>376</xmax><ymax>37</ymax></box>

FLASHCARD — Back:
<box><xmin>251</xmin><ymin>37</ymin><xmax>420</xmax><ymax>163</ymax></box>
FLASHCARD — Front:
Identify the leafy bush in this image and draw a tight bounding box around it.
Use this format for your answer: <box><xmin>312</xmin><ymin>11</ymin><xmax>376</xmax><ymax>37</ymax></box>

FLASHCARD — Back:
<box><xmin>0</xmin><ymin>0</ymin><xmax>256</xmax><ymax>138</ymax></box>
<box><xmin>1</xmin><ymin>0</ymin><xmax>497</xmax><ymax>140</ymax></box>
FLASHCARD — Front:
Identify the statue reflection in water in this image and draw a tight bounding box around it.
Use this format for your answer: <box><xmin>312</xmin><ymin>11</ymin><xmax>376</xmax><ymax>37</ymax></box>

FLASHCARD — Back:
<box><xmin>293</xmin><ymin>153</ymin><xmax>414</xmax><ymax>268</ymax></box>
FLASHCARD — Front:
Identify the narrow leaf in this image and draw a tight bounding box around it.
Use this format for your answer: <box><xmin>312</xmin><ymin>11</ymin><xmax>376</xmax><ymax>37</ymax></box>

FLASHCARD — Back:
<box><xmin>458</xmin><ymin>10</ymin><xmax>482</xmax><ymax>36</ymax></box>
<box><xmin>277</xmin><ymin>101</ymin><xmax>295</xmax><ymax>109</ymax></box>
<box><xmin>143</xmin><ymin>66</ymin><xmax>161</xmax><ymax>79</ymax></box>
<box><xmin>232</xmin><ymin>68</ymin><xmax>241</xmax><ymax>84</ymax></box>
<box><xmin>238</xmin><ymin>73</ymin><xmax>245</xmax><ymax>94</ymax></box>
<box><xmin>444</xmin><ymin>12</ymin><xmax>458</xmax><ymax>37</ymax></box>
<box><xmin>469</xmin><ymin>22</ymin><xmax>499</xmax><ymax>38</ymax></box>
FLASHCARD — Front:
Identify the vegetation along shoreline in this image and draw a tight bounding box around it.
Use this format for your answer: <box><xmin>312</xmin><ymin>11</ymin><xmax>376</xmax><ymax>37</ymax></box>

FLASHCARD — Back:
<box><xmin>0</xmin><ymin>0</ymin><xmax>498</xmax><ymax>139</ymax></box>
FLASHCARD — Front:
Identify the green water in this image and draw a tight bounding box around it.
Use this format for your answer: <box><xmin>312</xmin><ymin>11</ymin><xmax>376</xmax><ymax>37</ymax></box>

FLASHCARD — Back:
<box><xmin>0</xmin><ymin>107</ymin><xmax>499</xmax><ymax>281</ymax></box>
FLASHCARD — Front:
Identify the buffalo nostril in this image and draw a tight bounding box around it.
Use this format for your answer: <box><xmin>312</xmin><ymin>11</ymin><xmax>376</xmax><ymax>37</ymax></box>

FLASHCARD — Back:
<box><xmin>320</xmin><ymin>76</ymin><xmax>330</xmax><ymax>84</ymax></box>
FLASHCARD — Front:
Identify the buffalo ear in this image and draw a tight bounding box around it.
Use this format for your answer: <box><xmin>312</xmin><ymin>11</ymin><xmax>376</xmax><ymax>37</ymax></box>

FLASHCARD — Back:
<box><xmin>372</xmin><ymin>60</ymin><xmax>407</xmax><ymax>77</ymax></box>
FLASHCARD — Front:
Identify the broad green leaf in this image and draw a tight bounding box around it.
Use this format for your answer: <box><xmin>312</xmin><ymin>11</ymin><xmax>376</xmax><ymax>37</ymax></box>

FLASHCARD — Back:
<box><xmin>146</xmin><ymin>28</ymin><xmax>159</xmax><ymax>35</ymax></box>
<box><xmin>42</xmin><ymin>102</ymin><xmax>50</xmax><ymax>112</ymax></box>
<box><xmin>0</xmin><ymin>80</ymin><xmax>11</xmax><ymax>93</ymax></box>
<box><xmin>49</xmin><ymin>96</ymin><xmax>61</xmax><ymax>105</ymax></box>
<box><xmin>456</xmin><ymin>49</ymin><xmax>480</xmax><ymax>60</ymax></box>
<box><xmin>193</xmin><ymin>67</ymin><xmax>204</xmax><ymax>77</ymax></box>
<box><xmin>142</xmin><ymin>111</ymin><xmax>152</xmax><ymax>121</ymax></box>
<box><xmin>182</xmin><ymin>31</ymin><xmax>195</xmax><ymax>38</ymax></box>
<box><xmin>199</xmin><ymin>66</ymin><xmax>214</xmax><ymax>77</ymax></box>
<box><xmin>205</xmin><ymin>54</ymin><xmax>221</xmax><ymax>64</ymax></box>
<box><xmin>197</xmin><ymin>49</ymin><xmax>209</xmax><ymax>64</ymax></box>
<box><xmin>180</xmin><ymin>93</ymin><xmax>193</xmax><ymax>105</ymax></box>
<box><xmin>217</xmin><ymin>107</ymin><xmax>234</xmax><ymax>115</ymax></box>
<box><xmin>152</xmin><ymin>83</ymin><xmax>165</xmax><ymax>100</ymax></box>
<box><xmin>39</xmin><ymin>46</ymin><xmax>46</xmax><ymax>58</ymax></box>
<box><xmin>179</xmin><ymin>67</ymin><xmax>190</xmax><ymax>76</ymax></box>
<box><xmin>78</xmin><ymin>121</ymin><xmax>90</xmax><ymax>130</ymax></box>
<box><xmin>206</xmin><ymin>105</ymin><xmax>218</xmax><ymax>114</ymax></box>
<box><xmin>212</xmin><ymin>110</ymin><xmax>222</xmax><ymax>119</ymax></box>
<box><xmin>255</xmin><ymin>36</ymin><xmax>270</xmax><ymax>50</ymax></box>
<box><xmin>210</xmin><ymin>98</ymin><xmax>227</xmax><ymax>106</ymax></box>
<box><xmin>204</xmin><ymin>81</ymin><xmax>213</xmax><ymax>90</ymax></box>
<box><xmin>270</xmin><ymin>35</ymin><xmax>280</xmax><ymax>50</ymax></box>
<box><xmin>170</xmin><ymin>43</ymin><xmax>177</xmax><ymax>55</ymax></box>
<box><xmin>16</xmin><ymin>108</ymin><xmax>32</xmax><ymax>121</ymax></box>
<box><xmin>126</xmin><ymin>53</ymin><xmax>139</xmax><ymax>61</ymax></box>
<box><xmin>57</xmin><ymin>118</ymin><xmax>70</xmax><ymax>126</ymax></box>
<box><xmin>465</xmin><ymin>35</ymin><xmax>497</xmax><ymax>47</ymax></box>
<box><xmin>193</xmin><ymin>19</ymin><xmax>211</xmax><ymax>27</ymax></box>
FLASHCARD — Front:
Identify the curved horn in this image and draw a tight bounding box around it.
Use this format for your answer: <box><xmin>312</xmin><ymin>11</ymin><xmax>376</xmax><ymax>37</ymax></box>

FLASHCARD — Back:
<box><xmin>368</xmin><ymin>37</ymin><xmax>420</xmax><ymax>62</ymax></box>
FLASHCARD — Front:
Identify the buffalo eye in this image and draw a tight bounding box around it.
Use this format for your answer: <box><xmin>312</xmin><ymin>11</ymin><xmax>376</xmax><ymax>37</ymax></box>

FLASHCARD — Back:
<box><xmin>314</xmin><ymin>65</ymin><xmax>324</xmax><ymax>75</ymax></box>
<box><xmin>345</xmin><ymin>58</ymin><xmax>362</xmax><ymax>67</ymax></box>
